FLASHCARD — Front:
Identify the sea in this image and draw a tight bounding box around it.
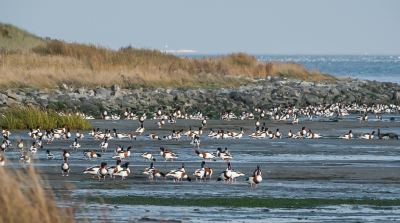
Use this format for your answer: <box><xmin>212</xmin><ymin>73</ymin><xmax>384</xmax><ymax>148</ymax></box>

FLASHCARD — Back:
<box><xmin>184</xmin><ymin>55</ymin><xmax>400</xmax><ymax>84</ymax></box>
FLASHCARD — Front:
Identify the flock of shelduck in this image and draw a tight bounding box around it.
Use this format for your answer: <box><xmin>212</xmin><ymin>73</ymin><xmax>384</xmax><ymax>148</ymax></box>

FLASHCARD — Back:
<box><xmin>0</xmin><ymin>102</ymin><xmax>399</xmax><ymax>189</ymax></box>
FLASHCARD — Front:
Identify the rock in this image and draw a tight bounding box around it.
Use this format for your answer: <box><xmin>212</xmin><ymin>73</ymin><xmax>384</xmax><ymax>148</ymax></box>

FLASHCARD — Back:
<box><xmin>96</xmin><ymin>88</ymin><xmax>111</xmax><ymax>97</ymax></box>
<box><xmin>5</xmin><ymin>98</ymin><xmax>15</xmax><ymax>105</ymax></box>
<box><xmin>76</xmin><ymin>87</ymin><xmax>87</xmax><ymax>95</ymax></box>
<box><xmin>88</xmin><ymin>90</ymin><xmax>95</xmax><ymax>97</ymax></box>
<box><xmin>81</xmin><ymin>102</ymin><xmax>99</xmax><ymax>112</ymax></box>
<box><xmin>330</xmin><ymin>88</ymin><xmax>340</xmax><ymax>95</ymax></box>
<box><xmin>111</xmin><ymin>84</ymin><xmax>121</xmax><ymax>92</ymax></box>
<box><xmin>7</xmin><ymin>92</ymin><xmax>23</xmax><ymax>101</ymax></box>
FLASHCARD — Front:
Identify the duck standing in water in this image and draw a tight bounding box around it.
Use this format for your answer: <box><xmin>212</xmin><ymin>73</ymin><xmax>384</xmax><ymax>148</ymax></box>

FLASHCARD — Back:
<box><xmin>246</xmin><ymin>165</ymin><xmax>262</xmax><ymax>189</ymax></box>
<box><xmin>46</xmin><ymin>150</ymin><xmax>55</xmax><ymax>160</ymax></box>
<box><xmin>97</xmin><ymin>162</ymin><xmax>108</xmax><ymax>181</ymax></box>
<box><xmin>61</xmin><ymin>158</ymin><xmax>70</xmax><ymax>176</ymax></box>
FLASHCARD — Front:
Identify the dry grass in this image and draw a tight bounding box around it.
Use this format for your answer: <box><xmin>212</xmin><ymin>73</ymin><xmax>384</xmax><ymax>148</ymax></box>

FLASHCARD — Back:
<box><xmin>0</xmin><ymin>39</ymin><xmax>337</xmax><ymax>90</ymax></box>
<box><xmin>0</xmin><ymin>165</ymin><xmax>76</xmax><ymax>223</ymax></box>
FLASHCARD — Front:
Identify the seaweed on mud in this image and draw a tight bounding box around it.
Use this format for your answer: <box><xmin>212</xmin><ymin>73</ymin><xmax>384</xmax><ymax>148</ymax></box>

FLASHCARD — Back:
<box><xmin>85</xmin><ymin>196</ymin><xmax>400</xmax><ymax>209</ymax></box>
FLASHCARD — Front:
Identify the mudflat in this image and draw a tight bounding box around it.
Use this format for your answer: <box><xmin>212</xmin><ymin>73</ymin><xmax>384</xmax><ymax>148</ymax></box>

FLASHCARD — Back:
<box><xmin>4</xmin><ymin>113</ymin><xmax>400</xmax><ymax>222</ymax></box>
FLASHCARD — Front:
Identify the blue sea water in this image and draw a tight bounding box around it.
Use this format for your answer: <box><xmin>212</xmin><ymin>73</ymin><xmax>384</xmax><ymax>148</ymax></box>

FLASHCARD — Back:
<box><xmin>184</xmin><ymin>54</ymin><xmax>400</xmax><ymax>84</ymax></box>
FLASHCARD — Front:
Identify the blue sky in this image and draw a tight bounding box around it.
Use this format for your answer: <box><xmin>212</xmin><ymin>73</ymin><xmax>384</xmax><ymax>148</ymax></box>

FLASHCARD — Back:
<box><xmin>1</xmin><ymin>0</ymin><xmax>399</xmax><ymax>54</ymax></box>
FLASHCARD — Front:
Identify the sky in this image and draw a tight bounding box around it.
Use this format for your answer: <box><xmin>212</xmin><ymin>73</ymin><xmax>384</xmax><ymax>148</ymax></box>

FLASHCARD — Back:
<box><xmin>1</xmin><ymin>0</ymin><xmax>399</xmax><ymax>55</ymax></box>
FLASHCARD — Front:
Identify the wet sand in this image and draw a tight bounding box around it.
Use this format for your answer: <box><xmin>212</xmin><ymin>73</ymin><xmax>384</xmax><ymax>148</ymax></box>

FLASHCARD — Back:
<box><xmin>3</xmin><ymin>114</ymin><xmax>400</xmax><ymax>222</ymax></box>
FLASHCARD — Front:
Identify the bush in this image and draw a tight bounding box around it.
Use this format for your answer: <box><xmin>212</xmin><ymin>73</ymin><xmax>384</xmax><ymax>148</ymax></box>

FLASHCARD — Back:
<box><xmin>0</xmin><ymin>106</ymin><xmax>91</xmax><ymax>130</ymax></box>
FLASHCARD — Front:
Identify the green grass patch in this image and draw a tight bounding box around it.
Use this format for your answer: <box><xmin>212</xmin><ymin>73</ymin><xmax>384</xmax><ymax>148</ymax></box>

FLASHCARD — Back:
<box><xmin>86</xmin><ymin>196</ymin><xmax>400</xmax><ymax>208</ymax></box>
<box><xmin>0</xmin><ymin>106</ymin><xmax>91</xmax><ymax>130</ymax></box>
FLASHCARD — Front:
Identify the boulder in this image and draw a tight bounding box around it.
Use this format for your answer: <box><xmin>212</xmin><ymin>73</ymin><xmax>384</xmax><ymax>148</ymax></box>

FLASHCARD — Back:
<box><xmin>81</xmin><ymin>102</ymin><xmax>100</xmax><ymax>112</ymax></box>
<box><xmin>7</xmin><ymin>92</ymin><xmax>23</xmax><ymax>101</ymax></box>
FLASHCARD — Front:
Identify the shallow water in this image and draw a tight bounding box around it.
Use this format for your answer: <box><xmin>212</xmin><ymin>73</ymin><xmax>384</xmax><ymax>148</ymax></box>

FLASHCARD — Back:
<box><xmin>76</xmin><ymin>203</ymin><xmax>400</xmax><ymax>222</ymax></box>
<box><xmin>4</xmin><ymin>115</ymin><xmax>400</xmax><ymax>222</ymax></box>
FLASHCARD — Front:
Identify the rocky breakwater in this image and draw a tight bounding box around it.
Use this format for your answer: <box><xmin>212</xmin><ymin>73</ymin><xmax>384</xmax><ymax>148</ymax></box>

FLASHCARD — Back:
<box><xmin>1</xmin><ymin>77</ymin><xmax>399</xmax><ymax>118</ymax></box>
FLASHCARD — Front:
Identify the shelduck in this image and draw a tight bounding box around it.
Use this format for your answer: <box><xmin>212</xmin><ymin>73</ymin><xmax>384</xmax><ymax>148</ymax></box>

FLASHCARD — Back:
<box><xmin>288</xmin><ymin>130</ymin><xmax>298</xmax><ymax>139</ymax></box>
<box><xmin>148</xmin><ymin>169</ymin><xmax>166</xmax><ymax>181</ymax></box>
<box><xmin>147</xmin><ymin>133</ymin><xmax>160</xmax><ymax>140</ymax></box>
<box><xmin>357</xmin><ymin>114</ymin><xmax>368</xmax><ymax>123</ymax></box>
<box><xmin>142</xmin><ymin>162</ymin><xmax>155</xmax><ymax>176</ymax></box>
<box><xmin>88</xmin><ymin>129</ymin><xmax>96</xmax><ymax>137</ymax></box>
<box><xmin>19</xmin><ymin>152</ymin><xmax>30</xmax><ymax>164</ymax></box>
<box><xmin>233</xmin><ymin>127</ymin><xmax>244</xmax><ymax>139</ymax></box>
<box><xmin>112</xmin><ymin>146</ymin><xmax>133</xmax><ymax>162</ymax></box>
<box><xmin>230</xmin><ymin>170</ymin><xmax>245</xmax><ymax>183</ymax></box>
<box><xmin>84</xmin><ymin>163</ymin><xmax>102</xmax><ymax>178</ymax></box>
<box><xmin>252</xmin><ymin>164</ymin><xmax>263</xmax><ymax>176</ymax></box>
<box><xmin>169</xmin><ymin>163</ymin><xmax>185</xmax><ymax>173</ymax></box>
<box><xmin>97</xmin><ymin>162</ymin><xmax>108</xmax><ymax>181</ymax></box>
<box><xmin>156</xmin><ymin>119</ymin><xmax>165</xmax><ymax>128</ymax></box>
<box><xmin>192</xmin><ymin>127</ymin><xmax>203</xmax><ymax>136</ymax></box>
<box><xmin>193</xmin><ymin>150</ymin><xmax>216</xmax><ymax>161</ymax></box>
<box><xmin>54</xmin><ymin>125</ymin><xmax>67</xmax><ymax>134</ymax></box>
<box><xmin>0</xmin><ymin>141</ymin><xmax>8</xmax><ymax>152</ymax></box>
<box><xmin>201</xmin><ymin>118</ymin><xmax>207</xmax><ymax>128</ymax></box>
<box><xmin>17</xmin><ymin>139</ymin><xmax>24</xmax><ymax>152</ymax></box>
<box><xmin>292</xmin><ymin>114</ymin><xmax>299</xmax><ymax>125</ymax></box>
<box><xmin>254</xmin><ymin>118</ymin><xmax>260</xmax><ymax>130</ymax></box>
<box><xmin>46</xmin><ymin>150</ymin><xmax>54</xmax><ymax>159</ymax></box>
<box><xmin>216</xmin><ymin>148</ymin><xmax>233</xmax><ymax>162</ymax></box>
<box><xmin>114</xmin><ymin>146</ymin><xmax>123</xmax><ymax>155</ymax></box>
<box><xmin>306</xmin><ymin>130</ymin><xmax>323</xmax><ymax>139</ymax></box>
<box><xmin>296</xmin><ymin>127</ymin><xmax>307</xmax><ymax>139</ymax></box>
<box><xmin>141</xmin><ymin>152</ymin><xmax>157</xmax><ymax>162</ymax></box>
<box><xmin>136</xmin><ymin>124</ymin><xmax>145</xmax><ymax>136</ymax></box>
<box><xmin>159</xmin><ymin>147</ymin><xmax>178</xmax><ymax>162</ymax></box>
<box><xmin>52</xmin><ymin>130</ymin><xmax>62</xmax><ymax>141</ymax></box>
<box><xmin>76</xmin><ymin>129</ymin><xmax>84</xmax><ymax>139</ymax></box>
<box><xmin>216</xmin><ymin>162</ymin><xmax>232</xmax><ymax>184</ymax></box>
<box><xmin>275</xmin><ymin>129</ymin><xmax>282</xmax><ymax>139</ymax></box>
<box><xmin>70</xmin><ymin>138</ymin><xmax>81</xmax><ymax>152</ymax></box>
<box><xmin>113</xmin><ymin>128</ymin><xmax>129</xmax><ymax>140</ymax></box>
<box><xmin>61</xmin><ymin>158</ymin><xmax>70</xmax><ymax>176</ymax></box>
<box><xmin>113</xmin><ymin>163</ymin><xmax>131</xmax><ymax>180</ymax></box>
<box><xmin>2</xmin><ymin>128</ymin><xmax>11</xmax><ymax>137</ymax></box>
<box><xmin>193</xmin><ymin>161</ymin><xmax>213</xmax><ymax>182</ymax></box>
<box><xmin>359</xmin><ymin>131</ymin><xmax>376</xmax><ymax>139</ymax></box>
<box><xmin>272</xmin><ymin>114</ymin><xmax>280</xmax><ymax>123</ymax></box>
<box><xmin>168</xmin><ymin>117</ymin><xmax>176</xmax><ymax>125</ymax></box>
<box><xmin>63</xmin><ymin>129</ymin><xmax>72</xmax><ymax>140</ymax></box>
<box><xmin>128</xmin><ymin>133</ymin><xmax>137</xmax><ymax>140</ymax></box>
<box><xmin>166</xmin><ymin>171</ymin><xmax>192</xmax><ymax>183</ymax></box>
<box><xmin>246</xmin><ymin>166</ymin><xmax>262</xmax><ymax>189</ymax></box>
<box><xmin>190</xmin><ymin>135</ymin><xmax>201</xmax><ymax>148</ymax></box>
<box><xmin>84</xmin><ymin>150</ymin><xmax>103</xmax><ymax>161</ymax></box>
<box><xmin>172</xmin><ymin>130</ymin><xmax>182</xmax><ymax>141</ymax></box>
<box><xmin>100</xmin><ymin>139</ymin><xmax>108</xmax><ymax>152</ymax></box>
<box><xmin>62</xmin><ymin>150</ymin><xmax>71</xmax><ymax>161</ymax></box>
<box><xmin>339</xmin><ymin>130</ymin><xmax>353</xmax><ymax>139</ymax></box>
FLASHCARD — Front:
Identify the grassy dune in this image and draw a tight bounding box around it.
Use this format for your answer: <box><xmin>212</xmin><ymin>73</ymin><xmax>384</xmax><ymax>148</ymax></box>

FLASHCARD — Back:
<box><xmin>0</xmin><ymin>165</ymin><xmax>76</xmax><ymax>223</ymax></box>
<box><xmin>0</xmin><ymin>22</ymin><xmax>337</xmax><ymax>90</ymax></box>
<box><xmin>0</xmin><ymin>22</ymin><xmax>48</xmax><ymax>52</ymax></box>
<box><xmin>89</xmin><ymin>196</ymin><xmax>400</xmax><ymax>208</ymax></box>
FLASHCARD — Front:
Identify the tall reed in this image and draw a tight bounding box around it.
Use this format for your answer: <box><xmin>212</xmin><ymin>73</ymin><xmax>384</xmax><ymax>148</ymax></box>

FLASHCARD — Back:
<box><xmin>0</xmin><ymin>165</ymin><xmax>76</xmax><ymax>223</ymax></box>
<box><xmin>0</xmin><ymin>106</ymin><xmax>91</xmax><ymax>130</ymax></box>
